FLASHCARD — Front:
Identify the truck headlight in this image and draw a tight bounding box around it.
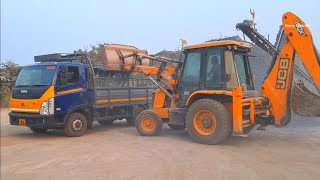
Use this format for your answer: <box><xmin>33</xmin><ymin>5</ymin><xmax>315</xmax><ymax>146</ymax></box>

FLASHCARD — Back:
<box><xmin>40</xmin><ymin>98</ymin><xmax>54</xmax><ymax>115</ymax></box>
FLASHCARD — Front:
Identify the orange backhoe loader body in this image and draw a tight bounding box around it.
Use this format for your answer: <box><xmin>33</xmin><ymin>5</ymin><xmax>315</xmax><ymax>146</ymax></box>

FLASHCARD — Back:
<box><xmin>123</xmin><ymin>12</ymin><xmax>319</xmax><ymax>144</ymax></box>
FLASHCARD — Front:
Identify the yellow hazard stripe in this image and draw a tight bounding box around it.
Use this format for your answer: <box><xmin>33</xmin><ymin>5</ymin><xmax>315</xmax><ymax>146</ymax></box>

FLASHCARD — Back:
<box><xmin>57</xmin><ymin>88</ymin><xmax>84</xmax><ymax>95</ymax></box>
<box><xmin>97</xmin><ymin>97</ymin><xmax>152</xmax><ymax>103</ymax></box>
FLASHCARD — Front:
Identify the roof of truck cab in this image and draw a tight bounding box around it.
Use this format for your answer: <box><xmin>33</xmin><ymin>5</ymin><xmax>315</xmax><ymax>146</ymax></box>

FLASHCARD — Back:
<box><xmin>185</xmin><ymin>40</ymin><xmax>252</xmax><ymax>50</ymax></box>
<box><xmin>22</xmin><ymin>62</ymin><xmax>84</xmax><ymax>68</ymax></box>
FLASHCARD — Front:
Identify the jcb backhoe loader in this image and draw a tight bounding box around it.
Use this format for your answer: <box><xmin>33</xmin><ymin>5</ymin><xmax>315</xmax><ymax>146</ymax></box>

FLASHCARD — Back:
<box><xmin>123</xmin><ymin>12</ymin><xmax>320</xmax><ymax>144</ymax></box>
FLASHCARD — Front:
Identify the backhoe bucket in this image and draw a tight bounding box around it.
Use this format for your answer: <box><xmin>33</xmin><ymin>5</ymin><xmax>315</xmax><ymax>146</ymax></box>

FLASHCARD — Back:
<box><xmin>292</xmin><ymin>81</ymin><xmax>320</xmax><ymax>117</ymax></box>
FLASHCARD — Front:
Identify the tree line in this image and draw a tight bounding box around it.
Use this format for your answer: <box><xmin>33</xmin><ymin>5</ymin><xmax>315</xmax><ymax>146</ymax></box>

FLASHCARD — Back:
<box><xmin>0</xmin><ymin>61</ymin><xmax>20</xmax><ymax>107</ymax></box>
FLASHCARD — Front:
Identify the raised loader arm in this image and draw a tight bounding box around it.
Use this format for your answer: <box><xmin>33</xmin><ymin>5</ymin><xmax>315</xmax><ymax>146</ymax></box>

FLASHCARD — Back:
<box><xmin>122</xmin><ymin>54</ymin><xmax>182</xmax><ymax>102</ymax></box>
<box><xmin>238</xmin><ymin>12</ymin><xmax>320</xmax><ymax>126</ymax></box>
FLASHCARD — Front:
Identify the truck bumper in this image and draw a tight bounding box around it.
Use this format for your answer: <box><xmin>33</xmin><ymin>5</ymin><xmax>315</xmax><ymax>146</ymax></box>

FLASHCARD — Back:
<box><xmin>9</xmin><ymin>112</ymin><xmax>59</xmax><ymax>128</ymax></box>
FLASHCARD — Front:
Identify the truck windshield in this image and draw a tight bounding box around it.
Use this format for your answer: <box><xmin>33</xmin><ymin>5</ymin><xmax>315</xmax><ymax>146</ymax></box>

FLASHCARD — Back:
<box><xmin>15</xmin><ymin>65</ymin><xmax>57</xmax><ymax>87</ymax></box>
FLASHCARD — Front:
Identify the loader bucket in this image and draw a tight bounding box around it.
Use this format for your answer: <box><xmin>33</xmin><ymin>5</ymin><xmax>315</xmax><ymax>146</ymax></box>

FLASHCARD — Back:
<box><xmin>291</xmin><ymin>81</ymin><xmax>320</xmax><ymax>117</ymax></box>
<box><xmin>98</xmin><ymin>44</ymin><xmax>151</xmax><ymax>71</ymax></box>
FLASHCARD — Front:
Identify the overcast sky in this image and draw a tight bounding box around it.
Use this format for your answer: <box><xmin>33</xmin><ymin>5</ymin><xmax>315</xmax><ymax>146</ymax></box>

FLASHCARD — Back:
<box><xmin>1</xmin><ymin>0</ymin><xmax>319</xmax><ymax>65</ymax></box>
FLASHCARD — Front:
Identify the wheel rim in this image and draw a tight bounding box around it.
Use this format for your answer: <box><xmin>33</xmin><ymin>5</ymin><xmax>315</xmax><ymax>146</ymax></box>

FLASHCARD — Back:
<box><xmin>193</xmin><ymin>110</ymin><xmax>217</xmax><ymax>135</ymax></box>
<box><xmin>141</xmin><ymin>117</ymin><xmax>155</xmax><ymax>132</ymax></box>
<box><xmin>72</xmin><ymin>119</ymin><xmax>83</xmax><ymax>131</ymax></box>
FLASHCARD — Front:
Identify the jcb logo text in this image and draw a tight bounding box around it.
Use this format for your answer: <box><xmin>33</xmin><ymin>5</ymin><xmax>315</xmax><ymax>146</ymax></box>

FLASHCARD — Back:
<box><xmin>293</xmin><ymin>18</ymin><xmax>305</xmax><ymax>35</ymax></box>
<box><xmin>276</xmin><ymin>58</ymin><xmax>290</xmax><ymax>89</ymax></box>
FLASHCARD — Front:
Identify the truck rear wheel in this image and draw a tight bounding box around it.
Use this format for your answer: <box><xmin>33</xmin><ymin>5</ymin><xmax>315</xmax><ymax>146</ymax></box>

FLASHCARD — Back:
<box><xmin>186</xmin><ymin>99</ymin><xmax>232</xmax><ymax>145</ymax></box>
<box><xmin>29</xmin><ymin>127</ymin><xmax>48</xmax><ymax>133</ymax></box>
<box><xmin>127</xmin><ymin>106</ymin><xmax>146</xmax><ymax>126</ymax></box>
<box><xmin>135</xmin><ymin>110</ymin><xmax>162</xmax><ymax>136</ymax></box>
<box><xmin>64</xmin><ymin>112</ymin><xmax>88</xmax><ymax>137</ymax></box>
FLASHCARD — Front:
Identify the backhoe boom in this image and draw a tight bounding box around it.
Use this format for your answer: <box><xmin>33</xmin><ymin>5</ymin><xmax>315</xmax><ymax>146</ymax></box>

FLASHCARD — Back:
<box><xmin>238</xmin><ymin>12</ymin><xmax>320</xmax><ymax>125</ymax></box>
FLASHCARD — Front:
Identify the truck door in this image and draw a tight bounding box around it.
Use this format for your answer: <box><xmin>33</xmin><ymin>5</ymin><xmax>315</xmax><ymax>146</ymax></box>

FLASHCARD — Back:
<box><xmin>54</xmin><ymin>65</ymin><xmax>87</xmax><ymax>117</ymax></box>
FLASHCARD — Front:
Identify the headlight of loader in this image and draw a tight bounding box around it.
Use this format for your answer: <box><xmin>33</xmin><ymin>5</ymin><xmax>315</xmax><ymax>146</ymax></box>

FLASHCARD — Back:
<box><xmin>40</xmin><ymin>98</ymin><xmax>54</xmax><ymax>115</ymax></box>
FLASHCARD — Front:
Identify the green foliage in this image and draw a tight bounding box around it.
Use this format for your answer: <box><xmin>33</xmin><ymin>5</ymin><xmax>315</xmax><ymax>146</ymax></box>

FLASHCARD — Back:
<box><xmin>73</xmin><ymin>44</ymin><xmax>106</xmax><ymax>68</ymax></box>
<box><xmin>0</xmin><ymin>60</ymin><xmax>20</xmax><ymax>107</ymax></box>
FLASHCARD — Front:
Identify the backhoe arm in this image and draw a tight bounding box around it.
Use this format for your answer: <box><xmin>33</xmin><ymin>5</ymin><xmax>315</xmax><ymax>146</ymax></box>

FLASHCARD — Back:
<box><xmin>282</xmin><ymin>12</ymin><xmax>320</xmax><ymax>92</ymax></box>
<box><xmin>261</xmin><ymin>12</ymin><xmax>320</xmax><ymax>126</ymax></box>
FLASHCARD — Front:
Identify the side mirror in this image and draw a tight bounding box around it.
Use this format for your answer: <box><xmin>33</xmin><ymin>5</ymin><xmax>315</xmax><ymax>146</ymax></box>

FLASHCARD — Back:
<box><xmin>57</xmin><ymin>66</ymin><xmax>68</xmax><ymax>86</ymax></box>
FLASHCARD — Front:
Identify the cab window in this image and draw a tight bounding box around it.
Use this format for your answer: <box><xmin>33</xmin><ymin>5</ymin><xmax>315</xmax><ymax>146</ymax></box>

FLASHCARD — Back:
<box><xmin>234</xmin><ymin>53</ymin><xmax>254</xmax><ymax>90</ymax></box>
<box><xmin>206</xmin><ymin>49</ymin><xmax>223</xmax><ymax>88</ymax></box>
<box><xmin>58</xmin><ymin>66</ymin><xmax>80</xmax><ymax>86</ymax></box>
<box><xmin>224</xmin><ymin>51</ymin><xmax>239</xmax><ymax>90</ymax></box>
<box><xmin>181</xmin><ymin>51</ymin><xmax>201</xmax><ymax>83</ymax></box>
<box><xmin>67</xmin><ymin>66</ymin><xmax>80</xmax><ymax>84</ymax></box>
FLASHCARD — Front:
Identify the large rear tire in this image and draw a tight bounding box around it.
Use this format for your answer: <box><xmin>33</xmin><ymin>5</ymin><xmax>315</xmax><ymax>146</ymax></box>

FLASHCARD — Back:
<box><xmin>186</xmin><ymin>99</ymin><xmax>232</xmax><ymax>145</ymax></box>
<box><xmin>64</xmin><ymin>112</ymin><xmax>88</xmax><ymax>137</ymax></box>
<box><xmin>135</xmin><ymin>110</ymin><xmax>162</xmax><ymax>136</ymax></box>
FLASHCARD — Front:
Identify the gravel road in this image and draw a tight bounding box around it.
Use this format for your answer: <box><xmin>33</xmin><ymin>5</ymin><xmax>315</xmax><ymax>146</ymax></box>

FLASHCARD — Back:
<box><xmin>1</xmin><ymin>108</ymin><xmax>320</xmax><ymax>180</ymax></box>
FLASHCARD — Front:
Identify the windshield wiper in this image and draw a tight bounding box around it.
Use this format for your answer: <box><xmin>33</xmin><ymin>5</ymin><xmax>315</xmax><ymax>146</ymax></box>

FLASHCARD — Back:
<box><xmin>15</xmin><ymin>84</ymin><xmax>49</xmax><ymax>87</ymax></box>
<box><xmin>30</xmin><ymin>84</ymin><xmax>49</xmax><ymax>86</ymax></box>
<box><xmin>15</xmin><ymin>85</ymin><xmax>31</xmax><ymax>87</ymax></box>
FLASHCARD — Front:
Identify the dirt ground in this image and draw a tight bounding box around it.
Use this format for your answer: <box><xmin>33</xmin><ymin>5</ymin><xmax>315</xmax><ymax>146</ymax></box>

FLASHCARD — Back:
<box><xmin>1</xmin><ymin>108</ymin><xmax>320</xmax><ymax>180</ymax></box>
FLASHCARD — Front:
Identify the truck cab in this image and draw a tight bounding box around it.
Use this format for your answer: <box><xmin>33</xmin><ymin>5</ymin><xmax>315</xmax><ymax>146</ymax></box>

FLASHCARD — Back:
<box><xmin>9</xmin><ymin>59</ymin><xmax>90</xmax><ymax>132</ymax></box>
<box><xmin>9</xmin><ymin>53</ymin><xmax>155</xmax><ymax>136</ymax></box>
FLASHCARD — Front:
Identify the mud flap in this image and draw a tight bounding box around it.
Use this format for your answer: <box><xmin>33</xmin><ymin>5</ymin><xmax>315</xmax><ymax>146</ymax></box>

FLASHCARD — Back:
<box><xmin>292</xmin><ymin>81</ymin><xmax>320</xmax><ymax>117</ymax></box>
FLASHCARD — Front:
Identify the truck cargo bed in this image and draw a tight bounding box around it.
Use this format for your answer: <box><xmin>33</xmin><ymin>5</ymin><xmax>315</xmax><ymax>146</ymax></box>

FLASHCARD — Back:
<box><xmin>94</xmin><ymin>77</ymin><xmax>156</xmax><ymax>107</ymax></box>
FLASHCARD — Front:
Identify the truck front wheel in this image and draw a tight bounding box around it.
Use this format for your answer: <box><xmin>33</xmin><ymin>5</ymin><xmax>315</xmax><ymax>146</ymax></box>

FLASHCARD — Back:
<box><xmin>29</xmin><ymin>127</ymin><xmax>48</xmax><ymax>133</ymax></box>
<box><xmin>64</xmin><ymin>112</ymin><xmax>88</xmax><ymax>137</ymax></box>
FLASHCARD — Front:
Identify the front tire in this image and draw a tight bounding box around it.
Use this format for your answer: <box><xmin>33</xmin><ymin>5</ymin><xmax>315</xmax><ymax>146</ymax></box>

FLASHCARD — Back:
<box><xmin>135</xmin><ymin>110</ymin><xmax>162</xmax><ymax>136</ymax></box>
<box><xmin>64</xmin><ymin>112</ymin><xmax>88</xmax><ymax>137</ymax></box>
<box><xmin>186</xmin><ymin>99</ymin><xmax>232</xmax><ymax>145</ymax></box>
<box><xmin>29</xmin><ymin>127</ymin><xmax>48</xmax><ymax>133</ymax></box>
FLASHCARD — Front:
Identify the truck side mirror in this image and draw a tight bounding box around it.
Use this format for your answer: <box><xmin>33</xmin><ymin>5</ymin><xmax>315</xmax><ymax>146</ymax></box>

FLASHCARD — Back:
<box><xmin>57</xmin><ymin>66</ymin><xmax>68</xmax><ymax>86</ymax></box>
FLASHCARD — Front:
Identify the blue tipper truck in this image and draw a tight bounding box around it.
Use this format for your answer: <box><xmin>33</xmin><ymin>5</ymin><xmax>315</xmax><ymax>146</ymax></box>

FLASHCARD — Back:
<box><xmin>9</xmin><ymin>50</ymin><xmax>156</xmax><ymax>137</ymax></box>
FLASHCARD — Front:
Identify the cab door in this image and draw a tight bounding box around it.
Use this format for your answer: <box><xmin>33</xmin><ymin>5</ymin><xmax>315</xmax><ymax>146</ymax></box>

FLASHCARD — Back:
<box><xmin>178</xmin><ymin>49</ymin><xmax>203</xmax><ymax>106</ymax></box>
<box><xmin>54</xmin><ymin>64</ymin><xmax>87</xmax><ymax>117</ymax></box>
<box><xmin>204</xmin><ymin>47</ymin><xmax>224</xmax><ymax>89</ymax></box>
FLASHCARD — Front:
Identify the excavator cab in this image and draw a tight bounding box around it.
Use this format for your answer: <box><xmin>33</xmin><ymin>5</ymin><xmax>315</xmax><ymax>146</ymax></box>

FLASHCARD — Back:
<box><xmin>179</xmin><ymin>40</ymin><xmax>254</xmax><ymax>106</ymax></box>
